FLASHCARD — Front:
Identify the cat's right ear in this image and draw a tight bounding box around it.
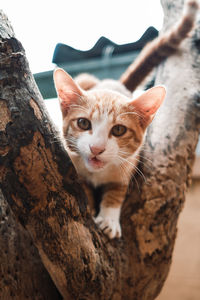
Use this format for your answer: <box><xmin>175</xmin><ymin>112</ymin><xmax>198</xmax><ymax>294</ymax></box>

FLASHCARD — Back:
<box><xmin>53</xmin><ymin>68</ymin><xmax>83</xmax><ymax>117</ymax></box>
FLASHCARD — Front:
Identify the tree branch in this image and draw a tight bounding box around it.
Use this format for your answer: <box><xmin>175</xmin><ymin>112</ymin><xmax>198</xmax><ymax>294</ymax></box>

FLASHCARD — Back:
<box><xmin>0</xmin><ymin>1</ymin><xmax>200</xmax><ymax>299</ymax></box>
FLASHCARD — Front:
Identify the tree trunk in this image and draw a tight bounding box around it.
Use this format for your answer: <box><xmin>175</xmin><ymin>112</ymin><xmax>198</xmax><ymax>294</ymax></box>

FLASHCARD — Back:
<box><xmin>0</xmin><ymin>1</ymin><xmax>200</xmax><ymax>299</ymax></box>
<box><xmin>0</xmin><ymin>12</ymin><xmax>62</xmax><ymax>300</ymax></box>
<box><xmin>0</xmin><ymin>191</ymin><xmax>61</xmax><ymax>300</ymax></box>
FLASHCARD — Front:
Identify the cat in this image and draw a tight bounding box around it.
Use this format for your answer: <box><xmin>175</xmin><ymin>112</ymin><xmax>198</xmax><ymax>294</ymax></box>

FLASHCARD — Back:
<box><xmin>53</xmin><ymin>0</ymin><xmax>198</xmax><ymax>239</ymax></box>
<box><xmin>54</xmin><ymin>68</ymin><xmax>166</xmax><ymax>238</ymax></box>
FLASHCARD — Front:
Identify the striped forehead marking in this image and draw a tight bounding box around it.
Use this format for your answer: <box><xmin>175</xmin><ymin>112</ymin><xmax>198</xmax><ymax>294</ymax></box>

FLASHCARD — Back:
<box><xmin>87</xmin><ymin>96</ymin><xmax>119</xmax><ymax>123</ymax></box>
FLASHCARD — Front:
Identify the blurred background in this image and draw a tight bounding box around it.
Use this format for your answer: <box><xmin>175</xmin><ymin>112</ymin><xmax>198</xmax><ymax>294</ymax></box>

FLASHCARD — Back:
<box><xmin>1</xmin><ymin>1</ymin><xmax>200</xmax><ymax>299</ymax></box>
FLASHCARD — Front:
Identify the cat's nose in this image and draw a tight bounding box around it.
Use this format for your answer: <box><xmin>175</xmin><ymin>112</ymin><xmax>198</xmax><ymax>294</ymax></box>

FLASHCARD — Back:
<box><xmin>89</xmin><ymin>145</ymin><xmax>105</xmax><ymax>156</ymax></box>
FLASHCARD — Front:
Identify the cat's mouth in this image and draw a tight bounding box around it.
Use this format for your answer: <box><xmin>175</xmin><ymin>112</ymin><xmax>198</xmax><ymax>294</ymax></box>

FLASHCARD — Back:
<box><xmin>88</xmin><ymin>156</ymin><xmax>105</xmax><ymax>169</ymax></box>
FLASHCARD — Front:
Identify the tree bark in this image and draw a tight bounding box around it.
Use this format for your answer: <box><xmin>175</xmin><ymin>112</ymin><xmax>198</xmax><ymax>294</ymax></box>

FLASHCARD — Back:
<box><xmin>0</xmin><ymin>1</ymin><xmax>200</xmax><ymax>299</ymax></box>
<box><xmin>0</xmin><ymin>191</ymin><xmax>61</xmax><ymax>300</ymax></box>
<box><xmin>0</xmin><ymin>12</ymin><xmax>62</xmax><ymax>300</ymax></box>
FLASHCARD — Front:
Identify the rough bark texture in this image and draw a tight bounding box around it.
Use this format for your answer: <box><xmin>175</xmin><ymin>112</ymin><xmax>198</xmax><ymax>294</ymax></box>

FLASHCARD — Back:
<box><xmin>0</xmin><ymin>12</ymin><xmax>62</xmax><ymax>300</ymax></box>
<box><xmin>0</xmin><ymin>1</ymin><xmax>200</xmax><ymax>299</ymax></box>
<box><xmin>0</xmin><ymin>191</ymin><xmax>61</xmax><ymax>300</ymax></box>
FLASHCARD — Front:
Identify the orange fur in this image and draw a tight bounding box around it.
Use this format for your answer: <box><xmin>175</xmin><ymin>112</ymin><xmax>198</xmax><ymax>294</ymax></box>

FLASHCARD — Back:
<box><xmin>74</xmin><ymin>73</ymin><xmax>100</xmax><ymax>91</ymax></box>
<box><xmin>54</xmin><ymin>69</ymin><xmax>165</xmax><ymax>238</ymax></box>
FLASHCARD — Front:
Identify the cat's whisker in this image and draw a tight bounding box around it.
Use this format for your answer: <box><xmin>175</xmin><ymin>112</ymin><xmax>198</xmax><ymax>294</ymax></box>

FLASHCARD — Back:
<box><xmin>117</xmin><ymin>156</ymin><xmax>140</xmax><ymax>191</ymax></box>
<box><xmin>138</xmin><ymin>154</ymin><xmax>153</xmax><ymax>165</ymax></box>
<box><xmin>133</xmin><ymin>165</ymin><xmax>147</xmax><ymax>183</ymax></box>
<box><xmin>131</xmin><ymin>156</ymin><xmax>152</xmax><ymax>171</ymax></box>
<box><xmin>64</xmin><ymin>136</ymin><xmax>80</xmax><ymax>153</ymax></box>
<box><xmin>118</xmin><ymin>146</ymin><xmax>153</xmax><ymax>166</ymax></box>
<box><xmin>139</xmin><ymin>150</ymin><xmax>154</xmax><ymax>156</ymax></box>
<box><xmin>118</xmin><ymin>155</ymin><xmax>147</xmax><ymax>183</ymax></box>
<box><xmin>118</xmin><ymin>148</ymin><xmax>150</xmax><ymax>163</ymax></box>
<box><xmin>117</xmin><ymin>157</ymin><xmax>131</xmax><ymax>185</ymax></box>
<box><xmin>117</xmin><ymin>149</ymin><xmax>152</xmax><ymax>171</ymax></box>
<box><xmin>139</xmin><ymin>145</ymin><xmax>154</xmax><ymax>154</ymax></box>
<box><xmin>118</xmin><ymin>149</ymin><xmax>130</xmax><ymax>155</ymax></box>
<box><xmin>130</xmin><ymin>172</ymin><xmax>140</xmax><ymax>192</ymax></box>
<box><xmin>118</xmin><ymin>164</ymin><xmax>128</xmax><ymax>186</ymax></box>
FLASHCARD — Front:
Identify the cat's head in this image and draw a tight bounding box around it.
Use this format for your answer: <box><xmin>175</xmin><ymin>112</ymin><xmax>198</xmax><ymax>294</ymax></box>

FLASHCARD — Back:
<box><xmin>54</xmin><ymin>68</ymin><xmax>166</xmax><ymax>173</ymax></box>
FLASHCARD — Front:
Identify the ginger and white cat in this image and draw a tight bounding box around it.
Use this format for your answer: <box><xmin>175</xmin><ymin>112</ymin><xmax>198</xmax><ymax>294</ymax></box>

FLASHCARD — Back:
<box><xmin>53</xmin><ymin>0</ymin><xmax>198</xmax><ymax>239</ymax></box>
<box><xmin>54</xmin><ymin>68</ymin><xmax>166</xmax><ymax>238</ymax></box>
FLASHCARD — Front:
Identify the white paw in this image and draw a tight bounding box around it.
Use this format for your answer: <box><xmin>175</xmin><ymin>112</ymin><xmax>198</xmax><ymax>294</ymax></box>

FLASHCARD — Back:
<box><xmin>94</xmin><ymin>207</ymin><xmax>121</xmax><ymax>239</ymax></box>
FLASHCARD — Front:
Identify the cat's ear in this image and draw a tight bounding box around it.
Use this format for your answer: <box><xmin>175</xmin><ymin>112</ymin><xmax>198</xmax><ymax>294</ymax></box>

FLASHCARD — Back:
<box><xmin>53</xmin><ymin>68</ymin><xmax>83</xmax><ymax>117</ymax></box>
<box><xmin>130</xmin><ymin>86</ymin><xmax>166</xmax><ymax>127</ymax></box>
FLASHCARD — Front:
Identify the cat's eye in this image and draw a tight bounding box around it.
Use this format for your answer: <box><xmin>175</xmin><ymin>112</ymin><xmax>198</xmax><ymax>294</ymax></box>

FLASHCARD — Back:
<box><xmin>111</xmin><ymin>125</ymin><xmax>127</xmax><ymax>137</ymax></box>
<box><xmin>77</xmin><ymin>118</ymin><xmax>91</xmax><ymax>130</ymax></box>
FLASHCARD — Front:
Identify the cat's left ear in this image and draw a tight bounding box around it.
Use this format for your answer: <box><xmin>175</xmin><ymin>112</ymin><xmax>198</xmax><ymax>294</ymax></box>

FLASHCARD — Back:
<box><xmin>53</xmin><ymin>68</ymin><xmax>83</xmax><ymax>117</ymax></box>
<box><xmin>130</xmin><ymin>86</ymin><xmax>166</xmax><ymax>127</ymax></box>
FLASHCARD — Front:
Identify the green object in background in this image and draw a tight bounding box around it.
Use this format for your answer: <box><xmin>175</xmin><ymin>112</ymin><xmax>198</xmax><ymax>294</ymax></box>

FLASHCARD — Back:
<box><xmin>33</xmin><ymin>27</ymin><xmax>158</xmax><ymax>99</ymax></box>
<box><xmin>34</xmin><ymin>51</ymin><xmax>139</xmax><ymax>99</ymax></box>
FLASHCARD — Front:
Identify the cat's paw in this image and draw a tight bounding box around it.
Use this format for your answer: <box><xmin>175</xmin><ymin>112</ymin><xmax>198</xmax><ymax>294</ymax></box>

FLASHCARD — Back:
<box><xmin>94</xmin><ymin>207</ymin><xmax>121</xmax><ymax>239</ymax></box>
